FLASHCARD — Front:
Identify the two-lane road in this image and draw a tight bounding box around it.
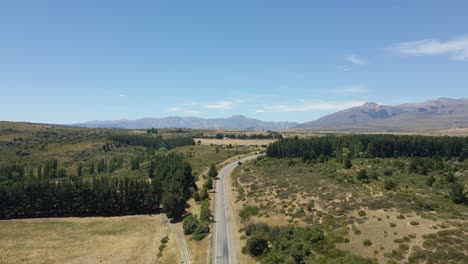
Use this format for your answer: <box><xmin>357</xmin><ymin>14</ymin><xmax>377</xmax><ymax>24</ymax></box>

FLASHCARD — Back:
<box><xmin>213</xmin><ymin>154</ymin><xmax>261</xmax><ymax>264</ymax></box>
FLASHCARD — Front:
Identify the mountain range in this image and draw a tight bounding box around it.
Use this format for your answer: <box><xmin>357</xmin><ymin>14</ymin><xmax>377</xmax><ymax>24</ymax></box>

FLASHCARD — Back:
<box><xmin>298</xmin><ymin>97</ymin><xmax>468</xmax><ymax>131</ymax></box>
<box><xmin>73</xmin><ymin>115</ymin><xmax>298</xmax><ymax>131</ymax></box>
<box><xmin>72</xmin><ymin>97</ymin><xmax>468</xmax><ymax>132</ymax></box>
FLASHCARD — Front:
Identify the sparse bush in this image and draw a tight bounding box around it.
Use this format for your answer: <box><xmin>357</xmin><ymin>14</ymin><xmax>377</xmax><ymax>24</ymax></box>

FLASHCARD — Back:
<box><xmin>160</xmin><ymin>236</ymin><xmax>169</xmax><ymax>244</ymax></box>
<box><xmin>357</xmin><ymin>169</ymin><xmax>369</xmax><ymax>182</ymax></box>
<box><xmin>200</xmin><ymin>200</ymin><xmax>211</xmax><ymax>222</ymax></box>
<box><xmin>383</xmin><ymin>169</ymin><xmax>393</xmax><ymax>176</ymax></box>
<box><xmin>384</xmin><ymin>179</ymin><xmax>397</xmax><ymax>190</ymax></box>
<box><xmin>239</xmin><ymin>206</ymin><xmax>259</xmax><ymax>221</ymax></box>
<box><xmin>363</xmin><ymin>239</ymin><xmax>372</xmax><ymax>246</ymax></box>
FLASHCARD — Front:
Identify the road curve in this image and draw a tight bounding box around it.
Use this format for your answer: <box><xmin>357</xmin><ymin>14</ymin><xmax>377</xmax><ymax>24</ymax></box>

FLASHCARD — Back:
<box><xmin>213</xmin><ymin>154</ymin><xmax>261</xmax><ymax>264</ymax></box>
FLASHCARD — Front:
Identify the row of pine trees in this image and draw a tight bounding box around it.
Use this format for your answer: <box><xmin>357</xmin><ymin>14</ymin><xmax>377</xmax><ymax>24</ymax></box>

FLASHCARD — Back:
<box><xmin>0</xmin><ymin>154</ymin><xmax>195</xmax><ymax>220</ymax></box>
<box><xmin>267</xmin><ymin>134</ymin><xmax>468</xmax><ymax>160</ymax></box>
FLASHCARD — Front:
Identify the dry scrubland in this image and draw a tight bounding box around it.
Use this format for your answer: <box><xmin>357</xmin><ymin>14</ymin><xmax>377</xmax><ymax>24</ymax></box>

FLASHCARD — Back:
<box><xmin>232</xmin><ymin>157</ymin><xmax>468</xmax><ymax>263</ymax></box>
<box><xmin>0</xmin><ymin>215</ymin><xmax>179</xmax><ymax>264</ymax></box>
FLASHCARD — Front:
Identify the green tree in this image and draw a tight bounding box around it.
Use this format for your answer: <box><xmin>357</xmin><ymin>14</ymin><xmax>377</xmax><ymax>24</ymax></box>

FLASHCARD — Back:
<box><xmin>450</xmin><ymin>183</ymin><xmax>467</xmax><ymax>204</ymax></box>
<box><xmin>183</xmin><ymin>214</ymin><xmax>199</xmax><ymax>235</ymax></box>
<box><xmin>204</xmin><ymin>176</ymin><xmax>213</xmax><ymax>190</ymax></box>
<box><xmin>77</xmin><ymin>163</ymin><xmax>83</xmax><ymax>177</ymax></box>
<box><xmin>343</xmin><ymin>157</ymin><xmax>353</xmax><ymax>169</ymax></box>
<box><xmin>89</xmin><ymin>162</ymin><xmax>95</xmax><ymax>175</ymax></box>
<box><xmin>97</xmin><ymin>159</ymin><xmax>106</xmax><ymax>173</ymax></box>
<box><xmin>161</xmin><ymin>192</ymin><xmax>185</xmax><ymax>220</ymax></box>
<box><xmin>130</xmin><ymin>157</ymin><xmax>140</xmax><ymax>171</ymax></box>
<box><xmin>155</xmin><ymin>147</ymin><xmax>168</xmax><ymax>157</ymax></box>
<box><xmin>245</xmin><ymin>236</ymin><xmax>268</xmax><ymax>257</ymax></box>
<box><xmin>208</xmin><ymin>163</ymin><xmax>218</xmax><ymax>178</ymax></box>
<box><xmin>459</xmin><ymin>148</ymin><xmax>467</xmax><ymax>162</ymax></box>
<box><xmin>37</xmin><ymin>165</ymin><xmax>42</xmax><ymax>178</ymax></box>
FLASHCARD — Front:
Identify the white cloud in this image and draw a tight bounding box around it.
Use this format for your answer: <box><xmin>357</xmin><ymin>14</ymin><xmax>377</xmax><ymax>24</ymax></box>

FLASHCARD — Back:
<box><xmin>204</xmin><ymin>101</ymin><xmax>235</xmax><ymax>109</ymax></box>
<box><xmin>119</xmin><ymin>94</ymin><xmax>127</xmax><ymax>98</ymax></box>
<box><xmin>255</xmin><ymin>109</ymin><xmax>265</xmax><ymax>113</ymax></box>
<box><xmin>265</xmin><ymin>100</ymin><xmax>364</xmax><ymax>113</ymax></box>
<box><xmin>346</xmin><ymin>54</ymin><xmax>367</xmax><ymax>65</ymax></box>
<box><xmin>391</xmin><ymin>36</ymin><xmax>468</xmax><ymax>61</ymax></box>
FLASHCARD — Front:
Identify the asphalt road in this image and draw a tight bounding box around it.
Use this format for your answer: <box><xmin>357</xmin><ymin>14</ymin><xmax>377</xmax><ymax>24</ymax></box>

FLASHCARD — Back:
<box><xmin>213</xmin><ymin>154</ymin><xmax>260</xmax><ymax>264</ymax></box>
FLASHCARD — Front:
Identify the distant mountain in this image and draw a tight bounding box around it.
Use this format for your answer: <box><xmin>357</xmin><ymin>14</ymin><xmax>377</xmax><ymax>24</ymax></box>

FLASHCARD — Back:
<box><xmin>298</xmin><ymin>97</ymin><xmax>468</xmax><ymax>132</ymax></box>
<box><xmin>72</xmin><ymin>115</ymin><xmax>298</xmax><ymax>131</ymax></box>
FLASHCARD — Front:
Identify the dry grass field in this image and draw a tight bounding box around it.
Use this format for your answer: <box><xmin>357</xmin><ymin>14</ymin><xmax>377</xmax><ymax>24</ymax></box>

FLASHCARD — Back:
<box><xmin>194</xmin><ymin>138</ymin><xmax>277</xmax><ymax>146</ymax></box>
<box><xmin>0</xmin><ymin>215</ymin><xmax>179</xmax><ymax>264</ymax></box>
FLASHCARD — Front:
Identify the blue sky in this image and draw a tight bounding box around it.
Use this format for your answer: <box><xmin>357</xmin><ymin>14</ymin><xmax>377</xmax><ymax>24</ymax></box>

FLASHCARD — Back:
<box><xmin>1</xmin><ymin>0</ymin><xmax>468</xmax><ymax>124</ymax></box>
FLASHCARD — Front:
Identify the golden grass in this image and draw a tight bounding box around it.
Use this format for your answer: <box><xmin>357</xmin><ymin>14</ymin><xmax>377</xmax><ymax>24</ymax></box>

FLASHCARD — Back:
<box><xmin>194</xmin><ymin>138</ymin><xmax>277</xmax><ymax>146</ymax></box>
<box><xmin>0</xmin><ymin>215</ymin><xmax>179</xmax><ymax>264</ymax></box>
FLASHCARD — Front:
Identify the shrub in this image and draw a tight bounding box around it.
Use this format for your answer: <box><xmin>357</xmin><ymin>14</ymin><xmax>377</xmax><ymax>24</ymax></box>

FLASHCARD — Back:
<box><xmin>450</xmin><ymin>182</ymin><xmax>467</xmax><ymax>204</ymax></box>
<box><xmin>200</xmin><ymin>200</ymin><xmax>211</xmax><ymax>222</ymax></box>
<box><xmin>344</xmin><ymin>158</ymin><xmax>353</xmax><ymax>169</ymax></box>
<box><xmin>203</xmin><ymin>176</ymin><xmax>213</xmax><ymax>190</ymax></box>
<box><xmin>384</xmin><ymin>179</ymin><xmax>397</xmax><ymax>190</ymax></box>
<box><xmin>208</xmin><ymin>163</ymin><xmax>218</xmax><ymax>177</ymax></box>
<box><xmin>192</xmin><ymin>222</ymin><xmax>210</xmax><ymax>241</ymax></box>
<box><xmin>357</xmin><ymin>169</ymin><xmax>369</xmax><ymax>182</ymax></box>
<box><xmin>358</xmin><ymin>210</ymin><xmax>366</xmax><ymax>217</ymax></box>
<box><xmin>193</xmin><ymin>192</ymin><xmax>201</xmax><ymax>202</ymax></box>
<box><xmin>158</xmin><ymin>244</ymin><xmax>166</xmax><ymax>252</ymax></box>
<box><xmin>183</xmin><ymin>214</ymin><xmax>199</xmax><ymax>235</ymax></box>
<box><xmin>239</xmin><ymin>206</ymin><xmax>259</xmax><ymax>221</ymax></box>
<box><xmin>383</xmin><ymin>169</ymin><xmax>393</xmax><ymax>176</ymax></box>
<box><xmin>363</xmin><ymin>239</ymin><xmax>373</xmax><ymax>246</ymax></box>
<box><xmin>160</xmin><ymin>236</ymin><xmax>169</xmax><ymax>244</ymax></box>
<box><xmin>410</xmin><ymin>221</ymin><xmax>420</xmax><ymax>226</ymax></box>
<box><xmin>426</xmin><ymin>176</ymin><xmax>435</xmax><ymax>187</ymax></box>
<box><xmin>199</xmin><ymin>188</ymin><xmax>209</xmax><ymax>201</ymax></box>
<box><xmin>245</xmin><ymin>236</ymin><xmax>268</xmax><ymax>256</ymax></box>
